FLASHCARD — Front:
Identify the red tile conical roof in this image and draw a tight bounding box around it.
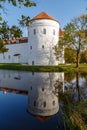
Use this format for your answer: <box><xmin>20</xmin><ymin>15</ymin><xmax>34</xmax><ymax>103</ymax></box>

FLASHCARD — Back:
<box><xmin>31</xmin><ymin>12</ymin><xmax>59</xmax><ymax>23</ymax></box>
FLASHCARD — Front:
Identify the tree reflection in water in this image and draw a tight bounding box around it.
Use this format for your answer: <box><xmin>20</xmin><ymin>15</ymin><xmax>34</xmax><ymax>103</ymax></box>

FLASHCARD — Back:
<box><xmin>55</xmin><ymin>72</ymin><xmax>87</xmax><ymax>130</ymax></box>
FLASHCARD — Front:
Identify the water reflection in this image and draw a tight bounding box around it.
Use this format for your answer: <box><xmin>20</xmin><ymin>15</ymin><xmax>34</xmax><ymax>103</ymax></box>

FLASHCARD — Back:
<box><xmin>0</xmin><ymin>70</ymin><xmax>87</xmax><ymax>129</ymax></box>
<box><xmin>0</xmin><ymin>70</ymin><xmax>64</xmax><ymax>121</ymax></box>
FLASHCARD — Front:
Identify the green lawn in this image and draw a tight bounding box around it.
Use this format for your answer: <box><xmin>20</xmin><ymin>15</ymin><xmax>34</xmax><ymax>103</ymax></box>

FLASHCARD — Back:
<box><xmin>0</xmin><ymin>63</ymin><xmax>87</xmax><ymax>72</ymax></box>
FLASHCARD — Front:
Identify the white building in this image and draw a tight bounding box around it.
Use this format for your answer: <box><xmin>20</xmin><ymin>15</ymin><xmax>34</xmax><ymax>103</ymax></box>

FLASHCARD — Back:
<box><xmin>0</xmin><ymin>12</ymin><xmax>64</xmax><ymax>65</ymax></box>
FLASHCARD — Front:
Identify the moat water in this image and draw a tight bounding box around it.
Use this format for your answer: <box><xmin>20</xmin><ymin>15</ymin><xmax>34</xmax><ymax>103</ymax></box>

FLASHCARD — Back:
<box><xmin>0</xmin><ymin>70</ymin><xmax>86</xmax><ymax>130</ymax></box>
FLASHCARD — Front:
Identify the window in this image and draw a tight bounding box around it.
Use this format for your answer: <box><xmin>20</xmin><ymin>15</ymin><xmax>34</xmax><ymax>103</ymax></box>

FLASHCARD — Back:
<box><xmin>42</xmin><ymin>88</ymin><xmax>44</xmax><ymax>91</ymax></box>
<box><xmin>33</xmin><ymin>29</ymin><xmax>36</xmax><ymax>35</ymax></box>
<box><xmin>34</xmin><ymin>101</ymin><xmax>36</xmax><ymax>106</ymax></box>
<box><xmin>53</xmin><ymin>29</ymin><xmax>55</xmax><ymax>35</ymax></box>
<box><xmin>53</xmin><ymin>101</ymin><xmax>55</xmax><ymax>106</ymax></box>
<box><xmin>43</xmin><ymin>28</ymin><xmax>46</xmax><ymax>34</ymax></box>
<box><xmin>30</xmin><ymin>86</ymin><xmax>32</xmax><ymax>90</ymax></box>
<box><xmin>30</xmin><ymin>46</ymin><xmax>32</xmax><ymax>49</ymax></box>
<box><xmin>42</xmin><ymin>45</ymin><xmax>44</xmax><ymax>48</ymax></box>
<box><xmin>3</xmin><ymin>55</ymin><xmax>5</xmax><ymax>59</ymax></box>
<box><xmin>8</xmin><ymin>55</ymin><xmax>11</xmax><ymax>59</ymax></box>
<box><xmin>43</xmin><ymin>101</ymin><xmax>46</xmax><ymax>107</ymax></box>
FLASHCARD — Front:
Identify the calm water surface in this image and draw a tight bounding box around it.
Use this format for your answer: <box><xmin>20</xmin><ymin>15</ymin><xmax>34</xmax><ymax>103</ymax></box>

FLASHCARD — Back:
<box><xmin>0</xmin><ymin>70</ymin><xmax>86</xmax><ymax>130</ymax></box>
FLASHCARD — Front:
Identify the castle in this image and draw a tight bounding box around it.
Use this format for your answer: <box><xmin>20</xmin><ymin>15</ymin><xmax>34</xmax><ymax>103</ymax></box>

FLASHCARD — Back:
<box><xmin>0</xmin><ymin>12</ymin><xmax>64</xmax><ymax>65</ymax></box>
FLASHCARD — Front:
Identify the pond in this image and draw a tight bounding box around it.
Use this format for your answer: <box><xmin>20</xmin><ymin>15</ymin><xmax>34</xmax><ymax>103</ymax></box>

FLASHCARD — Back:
<box><xmin>0</xmin><ymin>70</ymin><xmax>87</xmax><ymax>130</ymax></box>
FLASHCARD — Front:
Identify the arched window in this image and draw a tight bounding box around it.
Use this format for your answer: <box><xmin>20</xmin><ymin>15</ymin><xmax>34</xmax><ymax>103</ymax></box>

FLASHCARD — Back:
<box><xmin>43</xmin><ymin>28</ymin><xmax>46</xmax><ymax>34</ymax></box>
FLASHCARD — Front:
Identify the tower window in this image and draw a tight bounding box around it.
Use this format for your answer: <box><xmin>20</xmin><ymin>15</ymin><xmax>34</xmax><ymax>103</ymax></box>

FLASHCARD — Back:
<box><xmin>34</xmin><ymin>101</ymin><xmax>36</xmax><ymax>106</ymax></box>
<box><xmin>53</xmin><ymin>29</ymin><xmax>55</xmax><ymax>35</ymax></box>
<box><xmin>53</xmin><ymin>100</ymin><xmax>55</xmax><ymax>106</ymax></box>
<box><xmin>33</xmin><ymin>29</ymin><xmax>36</xmax><ymax>35</ymax></box>
<box><xmin>42</xmin><ymin>45</ymin><xmax>44</xmax><ymax>48</ymax></box>
<box><xmin>42</xmin><ymin>88</ymin><xmax>44</xmax><ymax>91</ymax></box>
<box><xmin>43</xmin><ymin>101</ymin><xmax>46</xmax><ymax>107</ymax></box>
<box><xmin>30</xmin><ymin>86</ymin><xmax>32</xmax><ymax>90</ymax></box>
<box><xmin>43</xmin><ymin>28</ymin><xmax>46</xmax><ymax>34</ymax></box>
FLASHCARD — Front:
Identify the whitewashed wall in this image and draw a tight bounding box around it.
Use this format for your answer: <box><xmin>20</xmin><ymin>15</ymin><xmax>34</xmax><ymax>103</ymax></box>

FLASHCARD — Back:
<box><xmin>0</xmin><ymin>43</ymin><xmax>29</xmax><ymax>64</ymax></box>
<box><xmin>28</xmin><ymin>19</ymin><xmax>60</xmax><ymax>65</ymax></box>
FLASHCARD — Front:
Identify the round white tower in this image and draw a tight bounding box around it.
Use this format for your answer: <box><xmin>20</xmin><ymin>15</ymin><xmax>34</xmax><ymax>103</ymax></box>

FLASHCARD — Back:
<box><xmin>28</xmin><ymin>12</ymin><xmax>60</xmax><ymax>65</ymax></box>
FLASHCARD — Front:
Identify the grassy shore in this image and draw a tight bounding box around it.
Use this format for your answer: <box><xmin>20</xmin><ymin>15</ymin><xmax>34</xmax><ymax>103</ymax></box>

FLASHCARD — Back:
<box><xmin>0</xmin><ymin>63</ymin><xmax>87</xmax><ymax>72</ymax></box>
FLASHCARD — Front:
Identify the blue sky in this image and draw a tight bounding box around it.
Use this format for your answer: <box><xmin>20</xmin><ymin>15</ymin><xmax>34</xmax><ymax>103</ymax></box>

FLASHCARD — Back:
<box><xmin>2</xmin><ymin>0</ymin><xmax>87</xmax><ymax>36</ymax></box>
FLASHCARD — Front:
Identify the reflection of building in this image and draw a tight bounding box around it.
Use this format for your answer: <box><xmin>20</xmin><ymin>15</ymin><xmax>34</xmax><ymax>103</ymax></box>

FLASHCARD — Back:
<box><xmin>0</xmin><ymin>70</ymin><xmax>64</xmax><ymax>119</ymax></box>
<box><xmin>27</xmin><ymin>83</ymin><xmax>59</xmax><ymax>116</ymax></box>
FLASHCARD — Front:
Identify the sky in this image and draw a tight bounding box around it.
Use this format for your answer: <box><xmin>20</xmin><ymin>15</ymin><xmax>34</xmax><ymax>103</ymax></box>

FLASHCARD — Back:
<box><xmin>1</xmin><ymin>0</ymin><xmax>87</xmax><ymax>36</ymax></box>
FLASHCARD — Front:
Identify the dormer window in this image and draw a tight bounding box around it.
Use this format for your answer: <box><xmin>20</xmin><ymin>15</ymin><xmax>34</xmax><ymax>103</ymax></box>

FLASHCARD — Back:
<box><xmin>33</xmin><ymin>29</ymin><xmax>36</xmax><ymax>35</ymax></box>
<box><xmin>43</xmin><ymin>28</ymin><xmax>46</xmax><ymax>34</ymax></box>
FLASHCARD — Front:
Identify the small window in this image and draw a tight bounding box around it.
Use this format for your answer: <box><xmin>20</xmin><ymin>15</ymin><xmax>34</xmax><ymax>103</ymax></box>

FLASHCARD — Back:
<box><xmin>8</xmin><ymin>55</ymin><xmax>11</xmax><ymax>59</ymax></box>
<box><xmin>33</xmin><ymin>29</ymin><xmax>36</xmax><ymax>35</ymax></box>
<box><xmin>43</xmin><ymin>101</ymin><xmax>46</xmax><ymax>107</ymax></box>
<box><xmin>42</xmin><ymin>45</ymin><xmax>44</xmax><ymax>48</ymax></box>
<box><xmin>28</xmin><ymin>30</ymin><xmax>29</xmax><ymax>36</ymax></box>
<box><xmin>53</xmin><ymin>101</ymin><xmax>55</xmax><ymax>106</ymax></box>
<box><xmin>30</xmin><ymin>46</ymin><xmax>32</xmax><ymax>49</ymax></box>
<box><xmin>3</xmin><ymin>55</ymin><xmax>5</xmax><ymax>59</ymax></box>
<box><xmin>34</xmin><ymin>101</ymin><xmax>36</xmax><ymax>106</ymax></box>
<box><xmin>53</xmin><ymin>29</ymin><xmax>55</xmax><ymax>35</ymax></box>
<box><xmin>30</xmin><ymin>86</ymin><xmax>32</xmax><ymax>90</ymax></box>
<box><xmin>43</xmin><ymin>28</ymin><xmax>46</xmax><ymax>34</ymax></box>
<box><xmin>42</xmin><ymin>88</ymin><xmax>44</xmax><ymax>91</ymax></box>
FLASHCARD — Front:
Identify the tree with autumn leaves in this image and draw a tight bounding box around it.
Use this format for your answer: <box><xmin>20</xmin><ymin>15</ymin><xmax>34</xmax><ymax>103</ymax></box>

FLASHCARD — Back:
<box><xmin>55</xmin><ymin>14</ymin><xmax>87</xmax><ymax>68</ymax></box>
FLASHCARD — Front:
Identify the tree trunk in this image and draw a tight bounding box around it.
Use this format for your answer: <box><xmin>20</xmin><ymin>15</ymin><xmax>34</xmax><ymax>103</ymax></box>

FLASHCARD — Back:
<box><xmin>76</xmin><ymin>51</ymin><xmax>79</xmax><ymax>68</ymax></box>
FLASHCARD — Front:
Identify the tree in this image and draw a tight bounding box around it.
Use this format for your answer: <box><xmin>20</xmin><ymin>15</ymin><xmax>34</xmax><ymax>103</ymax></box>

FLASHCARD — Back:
<box><xmin>55</xmin><ymin>14</ymin><xmax>87</xmax><ymax>68</ymax></box>
<box><xmin>65</xmin><ymin>47</ymin><xmax>76</xmax><ymax>63</ymax></box>
<box><xmin>9</xmin><ymin>25</ymin><xmax>23</xmax><ymax>38</ymax></box>
<box><xmin>18</xmin><ymin>15</ymin><xmax>30</xmax><ymax>27</ymax></box>
<box><xmin>0</xmin><ymin>40</ymin><xmax>8</xmax><ymax>54</ymax></box>
<box><xmin>0</xmin><ymin>21</ymin><xmax>9</xmax><ymax>40</ymax></box>
<box><xmin>0</xmin><ymin>21</ymin><xmax>23</xmax><ymax>40</ymax></box>
<box><xmin>0</xmin><ymin>0</ymin><xmax>36</xmax><ymax>20</ymax></box>
<box><xmin>80</xmin><ymin>49</ymin><xmax>87</xmax><ymax>63</ymax></box>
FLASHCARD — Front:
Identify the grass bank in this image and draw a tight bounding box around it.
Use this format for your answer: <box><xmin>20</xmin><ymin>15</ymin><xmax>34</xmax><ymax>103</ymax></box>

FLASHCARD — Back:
<box><xmin>0</xmin><ymin>63</ymin><xmax>87</xmax><ymax>72</ymax></box>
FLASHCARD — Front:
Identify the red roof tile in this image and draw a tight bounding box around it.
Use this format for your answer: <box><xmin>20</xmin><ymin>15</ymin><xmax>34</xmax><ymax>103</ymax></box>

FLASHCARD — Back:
<box><xmin>31</xmin><ymin>12</ymin><xmax>59</xmax><ymax>23</ymax></box>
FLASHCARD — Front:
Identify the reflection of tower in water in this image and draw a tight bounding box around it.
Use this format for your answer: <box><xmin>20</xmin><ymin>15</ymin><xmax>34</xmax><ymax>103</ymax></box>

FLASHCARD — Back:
<box><xmin>27</xmin><ymin>73</ymin><xmax>64</xmax><ymax>119</ymax></box>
